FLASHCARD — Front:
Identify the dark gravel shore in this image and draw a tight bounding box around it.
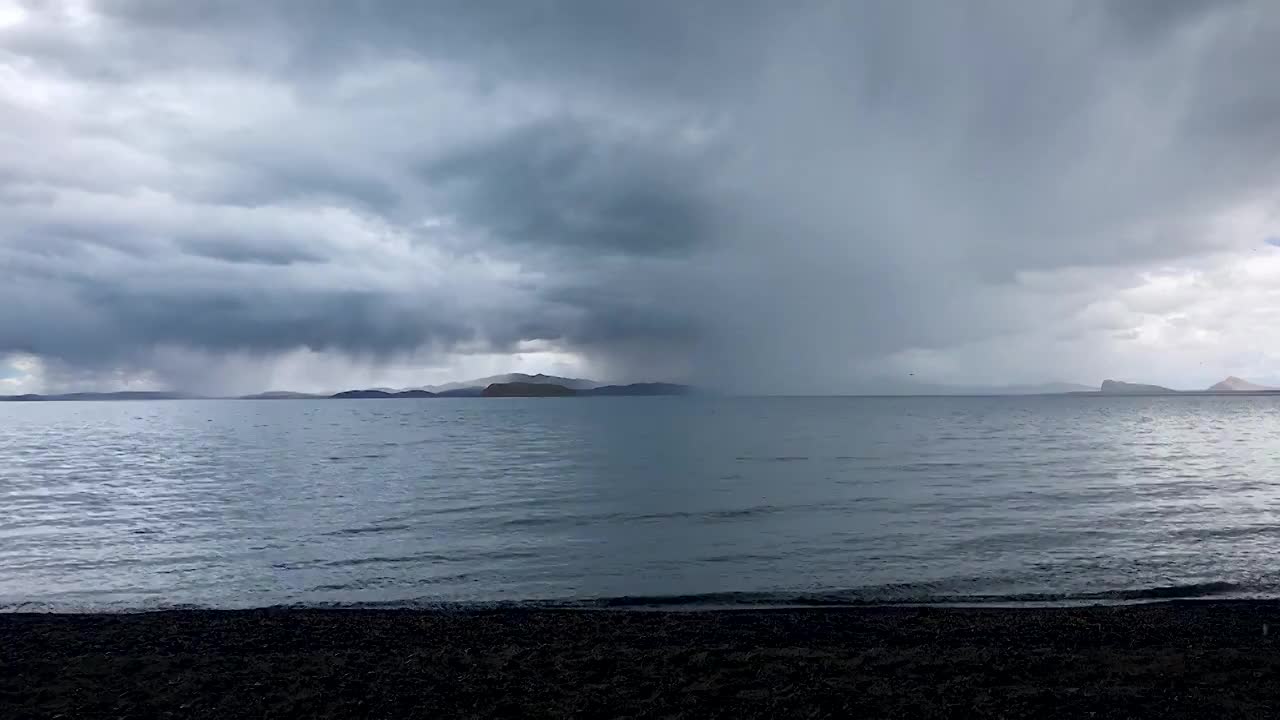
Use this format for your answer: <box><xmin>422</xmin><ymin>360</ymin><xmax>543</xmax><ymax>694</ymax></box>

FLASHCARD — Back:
<box><xmin>5</xmin><ymin>602</ymin><xmax>1280</xmax><ymax>718</ymax></box>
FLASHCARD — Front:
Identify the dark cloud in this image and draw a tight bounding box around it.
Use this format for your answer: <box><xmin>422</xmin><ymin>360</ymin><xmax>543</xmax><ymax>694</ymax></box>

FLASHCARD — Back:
<box><xmin>178</xmin><ymin>234</ymin><xmax>325</xmax><ymax>266</ymax></box>
<box><xmin>0</xmin><ymin>271</ymin><xmax>474</xmax><ymax>366</ymax></box>
<box><xmin>424</xmin><ymin>119</ymin><xmax>717</xmax><ymax>256</ymax></box>
<box><xmin>2</xmin><ymin>0</ymin><xmax>1280</xmax><ymax>392</ymax></box>
<box><xmin>1101</xmin><ymin>0</ymin><xmax>1242</xmax><ymax>41</ymax></box>
<box><xmin>93</xmin><ymin>0</ymin><xmax>780</xmax><ymax>98</ymax></box>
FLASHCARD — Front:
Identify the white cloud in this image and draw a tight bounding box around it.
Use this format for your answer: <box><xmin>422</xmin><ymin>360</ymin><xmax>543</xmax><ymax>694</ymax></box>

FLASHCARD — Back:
<box><xmin>0</xmin><ymin>1</ymin><xmax>26</xmax><ymax>30</ymax></box>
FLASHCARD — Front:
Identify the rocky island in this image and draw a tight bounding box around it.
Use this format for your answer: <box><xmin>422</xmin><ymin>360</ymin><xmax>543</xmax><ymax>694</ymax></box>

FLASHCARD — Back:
<box><xmin>1208</xmin><ymin>376</ymin><xmax>1275</xmax><ymax>392</ymax></box>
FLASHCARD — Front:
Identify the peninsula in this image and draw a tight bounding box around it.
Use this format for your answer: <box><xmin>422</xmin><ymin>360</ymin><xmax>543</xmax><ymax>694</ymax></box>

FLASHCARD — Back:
<box><xmin>1094</xmin><ymin>377</ymin><xmax>1280</xmax><ymax>396</ymax></box>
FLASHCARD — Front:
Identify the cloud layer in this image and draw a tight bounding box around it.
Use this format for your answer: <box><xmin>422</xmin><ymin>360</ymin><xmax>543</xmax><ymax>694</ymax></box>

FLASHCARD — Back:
<box><xmin>3</xmin><ymin>0</ymin><xmax>1280</xmax><ymax>393</ymax></box>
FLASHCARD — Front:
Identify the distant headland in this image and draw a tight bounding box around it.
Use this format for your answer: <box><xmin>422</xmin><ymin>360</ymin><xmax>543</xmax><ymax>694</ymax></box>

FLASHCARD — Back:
<box><xmin>1087</xmin><ymin>377</ymin><xmax>1280</xmax><ymax>396</ymax></box>
<box><xmin>0</xmin><ymin>374</ymin><xmax>694</xmax><ymax>401</ymax></box>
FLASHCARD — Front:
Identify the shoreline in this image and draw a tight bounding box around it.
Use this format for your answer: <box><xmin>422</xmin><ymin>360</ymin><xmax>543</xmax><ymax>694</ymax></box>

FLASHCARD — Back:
<box><xmin>1</xmin><ymin>580</ymin><xmax>1265</xmax><ymax>614</ymax></box>
<box><xmin>0</xmin><ymin>597</ymin><xmax>1272</xmax><ymax>614</ymax></box>
<box><xmin>7</xmin><ymin>602</ymin><xmax>1280</xmax><ymax>718</ymax></box>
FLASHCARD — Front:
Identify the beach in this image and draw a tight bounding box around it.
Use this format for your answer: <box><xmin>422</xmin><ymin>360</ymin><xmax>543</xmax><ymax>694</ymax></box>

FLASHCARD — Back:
<box><xmin>5</xmin><ymin>602</ymin><xmax>1280</xmax><ymax>718</ymax></box>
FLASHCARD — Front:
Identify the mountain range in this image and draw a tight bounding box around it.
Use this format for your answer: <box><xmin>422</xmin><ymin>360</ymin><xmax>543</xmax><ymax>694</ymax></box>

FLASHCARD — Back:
<box><xmin>0</xmin><ymin>391</ymin><xmax>196</xmax><ymax>402</ymax></box>
<box><xmin>5</xmin><ymin>375</ymin><xmax>1280</xmax><ymax>401</ymax></box>
<box><xmin>418</xmin><ymin>373</ymin><xmax>602</xmax><ymax>393</ymax></box>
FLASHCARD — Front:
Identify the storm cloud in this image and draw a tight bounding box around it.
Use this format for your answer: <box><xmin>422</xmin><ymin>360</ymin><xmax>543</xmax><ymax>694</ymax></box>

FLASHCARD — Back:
<box><xmin>3</xmin><ymin>0</ymin><xmax>1280</xmax><ymax>394</ymax></box>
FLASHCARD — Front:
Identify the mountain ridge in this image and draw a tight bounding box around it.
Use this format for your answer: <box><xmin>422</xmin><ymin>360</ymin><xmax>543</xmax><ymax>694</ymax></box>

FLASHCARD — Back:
<box><xmin>1099</xmin><ymin>379</ymin><xmax>1178</xmax><ymax>394</ymax></box>
<box><xmin>1208</xmin><ymin>376</ymin><xmax>1274</xmax><ymax>392</ymax></box>
<box><xmin>7</xmin><ymin>375</ymin><xmax>1280</xmax><ymax>401</ymax></box>
<box><xmin>421</xmin><ymin>373</ymin><xmax>601</xmax><ymax>393</ymax></box>
<box><xmin>0</xmin><ymin>391</ymin><xmax>196</xmax><ymax>402</ymax></box>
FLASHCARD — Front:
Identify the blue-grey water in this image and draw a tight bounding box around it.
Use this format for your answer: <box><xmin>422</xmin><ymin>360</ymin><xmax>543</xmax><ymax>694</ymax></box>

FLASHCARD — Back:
<box><xmin>2</xmin><ymin>396</ymin><xmax>1279</xmax><ymax>611</ymax></box>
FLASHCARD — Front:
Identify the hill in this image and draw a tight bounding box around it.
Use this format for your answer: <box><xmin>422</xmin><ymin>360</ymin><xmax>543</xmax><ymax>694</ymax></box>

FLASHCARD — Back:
<box><xmin>426</xmin><ymin>373</ymin><xmax>600</xmax><ymax>393</ymax></box>
<box><xmin>0</xmin><ymin>391</ymin><xmax>195</xmax><ymax>402</ymax></box>
<box><xmin>329</xmin><ymin>389</ymin><xmax>437</xmax><ymax>399</ymax></box>
<box><xmin>1</xmin><ymin>380</ymin><xmax>690</xmax><ymax>401</ymax></box>
<box><xmin>435</xmin><ymin>387</ymin><xmax>485</xmax><ymax>397</ymax></box>
<box><xmin>330</xmin><ymin>390</ymin><xmax>394</xmax><ymax>399</ymax></box>
<box><xmin>1099</xmin><ymin>380</ymin><xmax>1177</xmax><ymax>395</ymax></box>
<box><xmin>1207</xmin><ymin>376</ymin><xmax>1274</xmax><ymax>392</ymax></box>
<box><xmin>482</xmin><ymin>382</ymin><xmax>575</xmax><ymax>397</ymax></box>
<box><xmin>240</xmin><ymin>391</ymin><xmax>323</xmax><ymax>400</ymax></box>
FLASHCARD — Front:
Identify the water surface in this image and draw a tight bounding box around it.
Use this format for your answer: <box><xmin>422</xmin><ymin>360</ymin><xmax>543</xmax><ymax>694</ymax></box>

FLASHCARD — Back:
<box><xmin>2</xmin><ymin>396</ymin><xmax>1278</xmax><ymax>610</ymax></box>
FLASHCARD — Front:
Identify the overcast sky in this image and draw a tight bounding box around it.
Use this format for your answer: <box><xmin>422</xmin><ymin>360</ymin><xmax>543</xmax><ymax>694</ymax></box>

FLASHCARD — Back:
<box><xmin>3</xmin><ymin>0</ymin><xmax>1280</xmax><ymax>394</ymax></box>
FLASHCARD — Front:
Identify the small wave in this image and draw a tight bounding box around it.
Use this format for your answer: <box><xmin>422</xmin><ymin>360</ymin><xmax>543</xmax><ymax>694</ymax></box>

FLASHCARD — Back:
<box><xmin>325</xmin><ymin>454</ymin><xmax>389</xmax><ymax>463</ymax></box>
<box><xmin>1</xmin><ymin>581</ymin><xmax>1268</xmax><ymax>614</ymax></box>
<box><xmin>707</xmin><ymin>506</ymin><xmax>776</xmax><ymax>520</ymax></box>
<box><xmin>309</xmin><ymin>573</ymin><xmax>474</xmax><ymax>594</ymax></box>
<box><xmin>632</xmin><ymin>503</ymin><xmax>813</xmax><ymax>523</ymax></box>
<box><xmin>559</xmin><ymin>581</ymin><xmax>1258</xmax><ymax>609</ymax></box>
<box><xmin>323</xmin><ymin>553</ymin><xmax>451</xmax><ymax>568</ymax></box>
<box><xmin>1168</xmin><ymin>525</ymin><xmax>1280</xmax><ymax>541</ymax></box>
<box><xmin>1103</xmin><ymin>581</ymin><xmax>1243</xmax><ymax>601</ymax></box>
<box><xmin>322</xmin><ymin>523</ymin><xmax>411</xmax><ymax>537</ymax></box>
<box><xmin>310</xmin><ymin>583</ymin><xmax>358</xmax><ymax>592</ymax></box>
<box><xmin>499</xmin><ymin>515</ymin><xmax>569</xmax><ymax>528</ymax></box>
<box><xmin>701</xmin><ymin>552</ymin><xmax>784</xmax><ymax>564</ymax></box>
<box><xmin>735</xmin><ymin>456</ymin><xmax>809</xmax><ymax>462</ymax></box>
<box><xmin>498</xmin><ymin>503</ymin><xmax>808</xmax><ymax>528</ymax></box>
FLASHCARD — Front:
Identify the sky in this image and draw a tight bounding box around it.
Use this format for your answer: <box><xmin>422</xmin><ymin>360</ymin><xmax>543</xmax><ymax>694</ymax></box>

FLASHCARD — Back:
<box><xmin>3</xmin><ymin>0</ymin><xmax>1280</xmax><ymax>395</ymax></box>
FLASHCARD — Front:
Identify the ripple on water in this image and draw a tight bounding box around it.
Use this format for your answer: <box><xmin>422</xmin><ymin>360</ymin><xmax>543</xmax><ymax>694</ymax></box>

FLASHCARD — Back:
<box><xmin>4</xmin><ymin>395</ymin><xmax>1280</xmax><ymax>610</ymax></box>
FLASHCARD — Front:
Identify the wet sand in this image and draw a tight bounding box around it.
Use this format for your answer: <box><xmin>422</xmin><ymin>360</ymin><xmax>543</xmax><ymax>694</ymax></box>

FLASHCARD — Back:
<box><xmin>5</xmin><ymin>602</ymin><xmax>1280</xmax><ymax>718</ymax></box>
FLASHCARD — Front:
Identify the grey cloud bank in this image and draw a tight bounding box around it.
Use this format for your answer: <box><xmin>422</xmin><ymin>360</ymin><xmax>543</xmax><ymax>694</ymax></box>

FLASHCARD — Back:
<box><xmin>3</xmin><ymin>0</ymin><xmax>1280</xmax><ymax>394</ymax></box>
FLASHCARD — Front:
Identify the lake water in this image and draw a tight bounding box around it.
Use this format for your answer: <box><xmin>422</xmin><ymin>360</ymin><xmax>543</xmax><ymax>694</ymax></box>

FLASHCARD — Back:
<box><xmin>2</xmin><ymin>396</ymin><xmax>1279</xmax><ymax>610</ymax></box>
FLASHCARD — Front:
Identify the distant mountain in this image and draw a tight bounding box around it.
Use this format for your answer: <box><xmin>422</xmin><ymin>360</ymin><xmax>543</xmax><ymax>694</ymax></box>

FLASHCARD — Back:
<box><xmin>0</xmin><ymin>391</ymin><xmax>195</xmax><ymax>401</ymax></box>
<box><xmin>1208</xmin><ymin>376</ymin><xmax>1274</xmax><ymax>392</ymax></box>
<box><xmin>329</xmin><ymin>389</ymin><xmax>437</xmax><ymax>399</ymax></box>
<box><xmin>425</xmin><ymin>373</ymin><xmax>600</xmax><ymax>393</ymax></box>
<box><xmin>582</xmin><ymin>383</ymin><xmax>693</xmax><ymax>396</ymax></box>
<box><xmin>1099</xmin><ymin>380</ymin><xmax>1177</xmax><ymax>395</ymax></box>
<box><xmin>482</xmin><ymin>382</ymin><xmax>575</xmax><ymax>397</ymax></box>
<box><xmin>240</xmin><ymin>391</ymin><xmax>323</xmax><ymax>400</ymax></box>
<box><xmin>435</xmin><ymin>387</ymin><xmax>484</xmax><ymax>397</ymax></box>
<box><xmin>238</xmin><ymin>379</ymin><xmax>690</xmax><ymax>399</ymax></box>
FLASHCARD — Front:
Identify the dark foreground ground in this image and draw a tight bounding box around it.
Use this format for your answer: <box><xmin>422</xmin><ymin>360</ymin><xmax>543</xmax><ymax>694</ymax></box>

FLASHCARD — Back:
<box><xmin>5</xmin><ymin>602</ymin><xmax>1280</xmax><ymax>718</ymax></box>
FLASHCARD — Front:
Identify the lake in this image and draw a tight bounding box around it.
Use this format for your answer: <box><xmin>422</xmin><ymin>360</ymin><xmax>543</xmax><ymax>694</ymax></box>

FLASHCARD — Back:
<box><xmin>2</xmin><ymin>395</ymin><xmax>1278</xmax><ymax>610</ymax></box>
